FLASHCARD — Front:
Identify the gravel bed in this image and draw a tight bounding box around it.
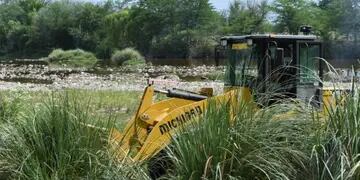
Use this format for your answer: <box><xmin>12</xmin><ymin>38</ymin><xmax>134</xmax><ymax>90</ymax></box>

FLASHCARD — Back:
<box><xmin>1</xmin><ymin>64</ymin><xmax>352</xmax><ymax>94</ymax></box>
<box><xmin>0</xmin><ymin>64</ymin><xmax>225</xmax><ymax>94</ymax></box>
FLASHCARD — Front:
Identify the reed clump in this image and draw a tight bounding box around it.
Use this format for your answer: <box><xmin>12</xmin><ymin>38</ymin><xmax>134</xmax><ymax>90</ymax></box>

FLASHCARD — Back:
<box><xmin>0</xmin><ymin>92</ymin><xmax>149</xmax><ymax>179</ymax></box>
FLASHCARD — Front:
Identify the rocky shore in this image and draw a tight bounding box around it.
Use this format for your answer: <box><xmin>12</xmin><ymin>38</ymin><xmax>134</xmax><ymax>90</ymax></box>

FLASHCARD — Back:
<box><xmin>0</xmin><ymin>64</ymin><xmax>225</xmax><ymax>94</ymax></box>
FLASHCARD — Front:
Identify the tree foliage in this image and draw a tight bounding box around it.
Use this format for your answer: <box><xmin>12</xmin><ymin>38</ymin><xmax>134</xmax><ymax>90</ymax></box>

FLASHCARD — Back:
<box><xmin>226</xmin><ymin>0</ymin><xmax>270</xmax><ymax>34</ymax></box>
<box><xmin>272</xmin><ymin>0</ymin><xmax>315</xmax><ymax>34</ymax></box>
<box><xmin>0</xmin><ymin>0</ymin><xmax>358</xmax><ymax>59</ymax></box>
<box><xmin>319</xmin><ymin>0</ymin><xmax>360</xmax><ymax>40</ymax></box>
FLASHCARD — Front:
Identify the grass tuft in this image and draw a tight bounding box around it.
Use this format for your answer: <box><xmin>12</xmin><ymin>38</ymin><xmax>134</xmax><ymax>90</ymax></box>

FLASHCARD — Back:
<box><xmin>48</xmin><ymin>49</ymin><xmax>98</xmax><ymax>68</ymax></box>
<box><xmin>111</xmin><ymin>48</ymin><xmax>145</xmax><ymax>66</ymax></box>
<box><xmin>0</xmin><ymin>92</ymin><xmax>149</xmax><ymax>179</ymax></box>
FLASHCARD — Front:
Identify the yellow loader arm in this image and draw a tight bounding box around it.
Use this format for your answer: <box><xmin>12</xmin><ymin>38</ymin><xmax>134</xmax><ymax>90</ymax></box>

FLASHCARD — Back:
<box><xmin>109</xmin><ymin>84</ymin><xmax>251</xmax><ymax>162</ymax></box>
<box><xmin>108</xmin><ymin>83</ymin><xmax>341</xmax><ymax>163</ymax></box>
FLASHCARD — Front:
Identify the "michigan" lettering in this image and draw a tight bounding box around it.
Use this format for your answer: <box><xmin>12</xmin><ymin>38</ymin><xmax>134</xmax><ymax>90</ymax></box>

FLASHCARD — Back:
<box><xmin>159</xmin><ymin>106</ymin><xmax>203</xmax><ymax>135</ymax></box>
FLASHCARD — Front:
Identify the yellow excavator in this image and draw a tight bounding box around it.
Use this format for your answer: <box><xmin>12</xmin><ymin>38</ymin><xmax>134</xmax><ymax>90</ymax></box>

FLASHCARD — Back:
<box><xmin>109</xmin><ymin>32</ymin><xmax>337</xmax><ymax>177</ymax></box>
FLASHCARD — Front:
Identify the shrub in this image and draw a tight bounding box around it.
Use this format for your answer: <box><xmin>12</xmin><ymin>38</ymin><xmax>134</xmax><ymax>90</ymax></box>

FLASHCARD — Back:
<box><xmin>48</xmin><ymin>49</ymin><xmax>98</xmax><ymax>68</ymax></box>
<box><xmin>111</xmin><ymin>48</ymin><xmax>145</xmax><ymax>66</ymax></box>
<box><xmin>0</xmin><ymin>93</ymin><xmax>149</xmax><ymax>179</ymax></box>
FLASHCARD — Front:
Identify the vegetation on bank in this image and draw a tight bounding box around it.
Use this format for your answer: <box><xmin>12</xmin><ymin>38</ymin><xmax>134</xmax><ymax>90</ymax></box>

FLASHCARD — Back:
<box><xmin>111</xmin><ymin>48</ymin><xmax>145</xmax><ymax>66</ymax></box>
<box><xmin>0</xmin><ymin>0</ymin><xmax>358</xmax><ymax>60</ymax></box>
<box><xmin>46</xmin><ymin>48</ymin><xmax>146</xmax><ymax>68</ymax></box>
<box><xmin>47</xmin><ymin>49</ymin><xmax>98</xmax><ymax>67</ymax></box>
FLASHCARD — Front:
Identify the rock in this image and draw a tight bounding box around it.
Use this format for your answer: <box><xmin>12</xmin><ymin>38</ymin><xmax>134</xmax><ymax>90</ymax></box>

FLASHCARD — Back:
<box><xmin>148</xmin><ymin>68</ymin><xmax>155</xmax><ymax>73</ymax></box>
<box><xmin>155</xmin><ymin>74</ymin><xmax>180</xmax><ymax>81</ymax></box>
<box><xmin>120</xmin><ymin>107</ymin><xmax>128</xmax><ymax>113</ymax></box>
<box><xmin>201</xmin><ymin>76</ymin><xmax>208</xmax><ymax>80</ymax></box>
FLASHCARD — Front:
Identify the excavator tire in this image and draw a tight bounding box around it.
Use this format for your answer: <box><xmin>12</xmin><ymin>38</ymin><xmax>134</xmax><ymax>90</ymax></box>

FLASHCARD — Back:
<box><xmin>148</xmin><ymin>149</ymin><xmax>173</xmax><ymax>179</ymax></box>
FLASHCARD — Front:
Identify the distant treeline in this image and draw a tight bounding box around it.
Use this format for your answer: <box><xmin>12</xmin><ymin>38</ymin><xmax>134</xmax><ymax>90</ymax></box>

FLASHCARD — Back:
<box><xmin>0</xmin><ymin>0</ymin><xmax>359</xmax><ymax>61</ymax></box>
<box><xmin>325</xmin><ymin>41</ymin><xmax>360</xmax><ymax>68</ymax></box>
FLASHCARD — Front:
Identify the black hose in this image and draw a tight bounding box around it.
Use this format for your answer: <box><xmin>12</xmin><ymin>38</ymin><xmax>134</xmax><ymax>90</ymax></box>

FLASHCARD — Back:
<box><xmin>167</xmin><ymin>89</ymin><xmax>208</xmax><ymax>101</ymax></box>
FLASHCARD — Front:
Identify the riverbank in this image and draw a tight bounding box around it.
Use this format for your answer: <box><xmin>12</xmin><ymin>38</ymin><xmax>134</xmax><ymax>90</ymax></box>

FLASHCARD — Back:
<box><xmin>0</xmin><ymin>64</ymin><xmax>225</xmax><ymax>94</ymax></box>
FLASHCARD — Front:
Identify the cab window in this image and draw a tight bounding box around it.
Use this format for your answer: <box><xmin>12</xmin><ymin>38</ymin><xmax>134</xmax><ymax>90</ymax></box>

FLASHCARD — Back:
<box><xmin>299</xmin><ymin>43</ymin><xmax>320</xmax><ymax>84</ymax></box>
<box><xmin>225</xmin><ymin>42</ymin><xmax>258</xmax><ymax>86</ymax></box>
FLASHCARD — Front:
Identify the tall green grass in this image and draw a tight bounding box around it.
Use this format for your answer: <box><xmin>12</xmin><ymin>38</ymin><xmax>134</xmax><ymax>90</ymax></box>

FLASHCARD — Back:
<box><xmin>0</xmin><ymin>92</ymin><xmax>149</xmax><ymax>179</ymax></box>
<box><xmin>0</xmin><ymin>90</ymin><xmax>142</xmax><ymax>128</ymax></box>
<box><xmin>162</xmin><ymin>86</ymin><xmax>360</xmax><ymax>179</ymax></box>
<box><xmin>0</xmin><ymin>92</ymin><xmax>23</xmax><ymax>123</ymax></box>
<box><xmin>311</xmin><ymin>92</ymin><xmax>360</xmax><ymax>179</ymax></box>
<box><xmin>165</xmin><ymin>99</ymin><xmax>320</xmax><ymax>179</ymax></box>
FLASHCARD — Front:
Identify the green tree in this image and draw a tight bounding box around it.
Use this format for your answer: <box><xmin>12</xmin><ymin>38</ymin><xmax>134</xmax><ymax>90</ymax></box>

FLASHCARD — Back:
<box><xmin>175</xmin><ymin>0</ymin><xmax>219</xmax><ymax>58</ymax></box>
<box><xmin>317</xmin><ymin>0</ymin><xmax>360</xmax><ymax>40</ymax></box>
<box><xmin>30</xmin><ymin>1</ymin><xmax>78</xmax><ymax>49</ymax></box>
<box><xmin>272</xmin><ymin>0</ymin><xmax>323</xmax><ymax>34</ymax></box>
<box><xmin>337</xmin><ymin>0</ymin><xmax>360</xmax><ymax>41</ymax></box>
<box><xmin>104</xmin><ymin>10</ymin><xmax>130</xmax><ymax>48</ymax></box>
<box><xmin>123</xmin><ymin>0</ymin><xmax>219</xmax><ymax>58</ymax></box>
<box><xmin>0</xmin><ymin>3</ymin><xmax>27</xmax><ymax>54</ymax></box>
<box><xmin>70</xmin><ymin>3</ymin><xmax>110</xmax><ymax>51</ymax></box>
<box><xmin>225</xmin><ymin>0</ymin><xmax>270</xmax><ymax>34</ymax></box>
<box><xmin>126</xmin><ymin>0</ymin><xmax>178</xmax><ymax>54</ymax></box>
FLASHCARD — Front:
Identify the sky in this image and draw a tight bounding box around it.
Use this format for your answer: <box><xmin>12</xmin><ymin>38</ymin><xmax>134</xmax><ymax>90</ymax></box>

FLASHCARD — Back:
<box><xmin>209</xmin><ymin>0</ymin><xmax>231</xmax><ymax>10</ymax></box>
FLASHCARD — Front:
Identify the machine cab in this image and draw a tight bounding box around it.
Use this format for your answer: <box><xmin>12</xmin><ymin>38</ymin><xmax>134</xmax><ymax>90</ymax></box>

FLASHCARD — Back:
<box><xmin>220</xmin><ymin>34</ymin><xmax>323</xmax><ymax>106</ymax></box>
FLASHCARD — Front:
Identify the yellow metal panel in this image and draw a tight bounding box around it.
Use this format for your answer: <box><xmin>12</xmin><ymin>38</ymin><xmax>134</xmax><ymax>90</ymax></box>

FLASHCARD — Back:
<box><xmin>133</xmin><ymin>100</ymin><xmax>207</xmax><ymax>161</ymax></box>
<box><xmin>232</xmin><ymin>43</ymin><xmax>248</xmax><ymax>50</ymax></box>
<box><xmin>109</xmin><ymin>84</ymin><xmax>258</xmax><ymax>162</ymax></box>
<box><xmin>322</xmin><ymin>90</ymin><xmax>333</xmax><ymax>116</ymax></box>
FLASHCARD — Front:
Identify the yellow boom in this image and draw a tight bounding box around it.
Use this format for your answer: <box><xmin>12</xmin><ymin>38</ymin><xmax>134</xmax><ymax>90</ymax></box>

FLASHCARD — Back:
<box><xmin>109</xmin><ymin>85</ymin><xmax>252</xmax><ymax>162</ymax></box>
